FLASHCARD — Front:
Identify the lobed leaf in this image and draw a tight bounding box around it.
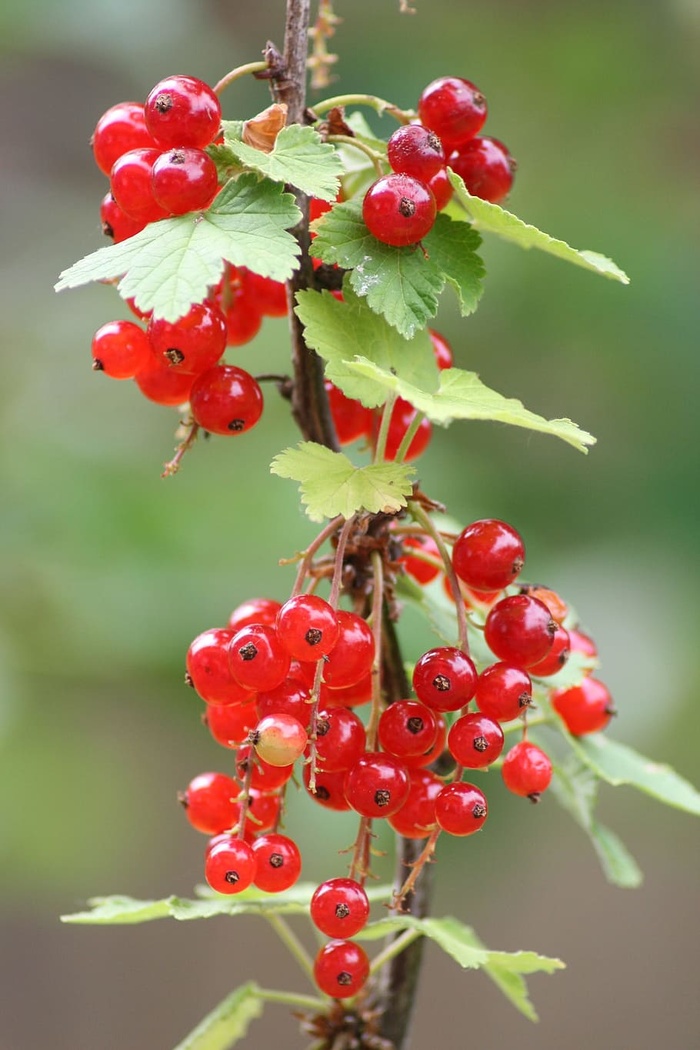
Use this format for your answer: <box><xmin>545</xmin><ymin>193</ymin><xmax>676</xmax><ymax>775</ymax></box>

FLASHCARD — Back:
<box><xmin>270</xmin><ymin>442</ymin><xmax>415</xmax><ymax>522</ymax></box>
<box><xmin>55</xmin><ymin>174</ymin><xmax>301</xmax><ymax>322</ymax></box>
<box><xmin>222</xmin><ymin>123</ymin><xmax>344</xmax><ymax>201</ymax></box>
<box><xmin>173</xmin><ymin>982</ymin><xmax>263</xmax><ymax>1050</ymax></box>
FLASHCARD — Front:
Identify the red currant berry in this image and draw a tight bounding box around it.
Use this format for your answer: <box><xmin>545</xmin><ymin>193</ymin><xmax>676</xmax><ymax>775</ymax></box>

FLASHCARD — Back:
<box><xmin>363</xmin><ymin>174</ymin><xmax>436</xmax><ymax>247</ymax></box>
<box><xmin>247</xmin><ymin>790</ymin><xmax>282</xmax><ymax>834</ymax></box>
<box><xmin>475</xmin><ymin>663</ymin><xmax>532</xmax><ymax>722</ymax></box>
<box><xmin>256</xmin><ymin>677</ymin><xmax>312</xmax><ymax>730</ymax></box>
<box><xmin>309</xmin><ymin>708</ymin><xmax>367</xmax><ymax>773</ymax></box>
<box><xmin>485</xmin><ymin>595</ymin><xmax>557</xmax><ymax>669</ymax></box>
<box><xmin>320</xmin><ymin>672</ymin><xmax>374</xmax><ymax>710</ymax></box>
<box><xmin>344</xmin><ymin>752</ymin><xmax>410</xmax><ymax>818</ymax></box>
<box><xmin>134</xmin><ymin>356</ymin><xmax>195</xmax><ymax>406</ymax></box>
<box><xmin>145</xmin><ymin>75</ymin><xmax>221</xmax><ymax>150</ymax></box>
<box><xmin>110</xmin><ymin>148</ymin><xmax>170</xmax><ymax>223</ymax></box>
<box><xmin>321</xmin><ymin>611</ymin><xmax>375</xmax><ymax>688</ymax></box>
<box><xmin>304</xmin><ymin>765</ymin><xmax>352</xmax><ymax>811</ymax></box>
<box><xmin>253</xmin><ymin>713</ymin><xmax>308</xmax><ymax>767</ymax></box>
<box><xmin>551</xmin><ymin>676</ymin><xmax>615</xmax><ymax>736</ymax></box>
<box><xmin>100</xmin><ymin>192</ymin><xmax>146</xmax><ymax>243</ymax></box>
<box><xmin>387</xmin><ymin>124</ymin><xmax>446</xmax><ymax>182</ymax></box>
<box><xmin>325</xmin><ymin>380</ymin><xmax>374</xmax><ymax>445</ymax></box>
<box><xmin>229</xmin><ymin>624</ymin><xmax>290</xmax><ymax>692</ymax></box>
<box><xmin>190</xmin><ymin>365</ymin><xmax>264</xmax><ymax>436</ymax></box>
<box><xmin>429</xmin><ymin>328</ymin><xmax>454</xmax><ymax>370</ymax></box>
<box><xmin>311</xmin><ymin>879</ymin><xmax>370</xmax><ymax>939</ymax></box>
<box><xmin>452</xmin><ymin>519</ymin><xmax>525</xmax><ymax>592</ymax></box>
<box><xmin>236</xmin><ymin>742</ymin><xmax>294</xmax><ymax>792</ymax></box>
<box><xmin>427</xmin><ymin>166</ymin><xmax>453</xmax><ymax>210</ymax></box>
<box><xmin>247</xmin><ymin>273</ymin><xmax>288</xmax><ymax>318</ymax></box>
<box><xmin>528</xmin><ymin>624</ymin><xmax>570</xmax><ymax>678</ymax></box>
<box><xmin>434</xmin><ymin>781</ymin><xmax>488</xmax><ymax>836</ymax></box>
<box><xmin>214</xmin><ymin>266</ymin><xmax>263</xmax><ymax>346</ymax></box>
<box><xmin>519</xmin><ymin>584</ymin><xmax>568</xmax><ymax>625</ymax></box>
<box><xmin>412</xmin><ymin>646</ymin><xmax>477</xmax><ymax>712</ymax></box>
<box><xmin>151</xmin><ymin>147</ymin><xmax>219</xmax><ymax>214</ymax></box>
<box><xmin>418</xmin><ymin>77</ymin><xmax>487</xmax><ymax>149</ymax></box>
<box><xmin>204</xmin><ymin>836</ymin><xmax>257</xmax><ymax>894</ymax></box>
<box><xmin>501</xmin><ymin>740</ymin><xmax>552</xmax><ymax>800</ymax></box>
<box><xmin>568</xmin><ymin>628</ymin><xmax>598</xmax><ymax>660</ymax></box>
<box><xmin>403</xmin><ymin>713</ymin><xmax>447</xmax><ymax>769</ymax></box>
<box><xmin>388</xmin><ymin>768</ymin><xmax>442</xmax><ymax>838</ymax></box>
<box><xmin>449</xmin><ymin>137</ymin><xmax>515</xmax><ymax>204</ymax></box>
<box><xmin>186</xmin><ymin>627</ymin><xmax>255</xmax><ymax>706</ymax></box>
<box><xmin>448</xmin><ymin>713</ymin><xmax>504</xmax><ymax>769</ymax></box>
<box><xmin>147</xmin><ymin>301</ymin><xmax>226</xmax><ymax>374</ymax></box>
<box><xmin>378</xmin><ymin>700</ymin><xmax>439</xmax><ymax>758</ymax></box>
<box><xmin>91</xmin><ymin>320</ymin><xmax>150</xmax><ymax>380</ymax></box>
<box><xmin>276</xmin><ymin>594</ymin><xmax>340</xmax><ymax>661</ymax></box>
<box><xmin>205</xmin><ymin>699</ymin><xmax>258</xmax><ymax>748</ymax></box>
<box><xmin>229</xmin><ymin>598</ymin><xmax>282</xmax><ymax>632</ymax></box>
<box><xmin>398</xmin><ymin>534</ymin><xmax>441</xmax><ymax>585</ymax></box>
<box><xmin>92</xmin><ymin>101</ymin><xmax>155</xmax><ymax>176</ymax></box>
<box><xmin>180</xmin><ymin>771</ymin><xmax>239</xmax><ymax>834</ymax></box>
<box><xmin>378</xmin><ymin>398</ymin><xmax>433</xmax><ymax>461</ymax></box>
<box><xmin>252</xmin><ymin>833</ymin><xmax>301</xmax><ymax>893</ymax></box>
<box><xmin>314</xmin><ymin>940</ymin><xmax>370</xmax><ymax>999</ymax></box>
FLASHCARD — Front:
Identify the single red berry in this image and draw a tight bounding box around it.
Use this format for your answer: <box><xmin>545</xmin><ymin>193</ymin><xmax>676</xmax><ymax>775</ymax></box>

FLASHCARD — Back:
<box><xmin>429</xmin><ymin>329</ymin><xmax>454</xmax><ymax>370</ymax></box>
<box><xmin>145</xmin><ymin>75</ymin><xmax>221</xmax><ymax>149</ymax></box>
<box><xmin>452</xmin><ymin>519</ymin><xmax>525</xmax><ymax>592</ymax></box>
<box><xmin>205</xmin><ymin>700</ymin><xmax>258</xmax><ymax>748</ymax></box>
<box><xmin>387</xmin><ymin>124</ymin><xmax>446</xmax><ymax>182</ymax></box>
<box><xmin>427</xmin><ymin>166</ymin><xmax>453</xmax><ymax>210</ymax></box>
<box><xmin>100</xmin><ymin>192</ymin><xmax>146</xmax><ymax>243</ymax></box>
<box><xmin>388</xmin><ymin>769</ymin><xmax>442</xmax><ymax>838</ymax></box>
<box><xmin>236</xmin><ymin>742</ymin><xmax>294</xmax><ymax>792</ymax></box>
<box><xmin>147</xmin><ymin>301</ymin><xmax>226</xmax><ymax>374</ymax></box>
<box><xmin>303</xmin><ymin>765</ymin><xmax>352</xmax><ymax>811</ymax></box>
<box><xmin>229</xmin><ymin>598</ymin><xmax>282</xmax><ymax>632</ymax></box>
<box><xmin>321</xmin><ymin>611</ymin><xmax>375</xmax><ymax>688</ymax></box>
<box><xmin>412</xmin><ymin>646</ymin><xmax>477</xmax><ymax>712</ymax></box>
<box><xmin>311</xmin><ymin>879</ymin><xmax>370</xmax><ymax>939</ymax></box>
<box><xmin>151</xmin><ymin>146</ymin><xmax>219</xmax><ymax>214</ymax></box>
<box><xmin>276</xmin><ymin>594</ymin><xmax>340</xmax><ymax>661</ymax></box>
<box><xmin>190</xmin><ymin>365</ymin><xmax>264</xmax><ymax>436</ymax></box>
<box><xmin>378</xmin><ymin>397</ymin><xmax>433</xmax><ymax>461</ymax></box>
<box><xmin>92</xmin><ymin>101</ymin><xmax>155</xmax><ymax>176</ymax></box>
<box><xmin>247</xmin><ymin>273</ymin><xmax>289</xmax><ymax>318</ymax></box>
<box><xmin>110</xmin><ymin>148</ymin><xmax>170</xmax><ymax>223</ymax></box>
<box><xmin>449</xmin><ymin>137</ymin><xmax>516</xmax><ymax>204</ymax></box>
<box><xmin>320</xmin><ymin>672</ymin><xmax>374</xmax><ymax>710</ymax></box>
<box><xmin>134</xmin><ymin>356</ymin><xmax>196</xmax><ymax>406</ymax></box>
<box><xmin>528</xmin><ymin>624</ymin><xmax>570</xmax><ymax>678</ymax></box>
<box><xmin>180</xmin><ymin>771</ymin><xmax>240</xmax><ymax>834</ymax></box>
<box><xmin>256</xmin><ymin>676</ymin><xmax>312</xmax><ymax>730</ymax></box>
<box><xmin>501</xmin><ymin>740</ymin><xmax>553</xmax><ymax>800</ymax></box>
<box><xmin>363</xmin><ymin>173</ymin><xmax>437</xmax><ymax>247</ymax></box>
<box><xmin>91</xmin><ymin>319</ymin><xmax>151</xmax><ymax>379</ymax></box>
<box><xmin>551</xmin><ymin>676</ymin><xmax>615</xmax><ymax>735</ymax></box>
<box><xmin>247</xmin><ymin>790</ymin><xmax>282</xmax><ymax>834</ymax></box>
<box><xmin>186</xmin><ymin>627</ymin><xmax>255</xmax><ymax>706</ymax></box>
<box><xmin>309</xmin><ymin>708</ymin><xmax>367</xmax><ymax>773</ymax></box>
<box><xmin>344</xmin><ymin>752</ymin><xmax>410</xmax><ymax>818</ymax></box>
<box><xmin>314</xmin><ymin>940</ymin><xmax>370</xmax><ymax>999</ymax></box>
<box><xmin>568</xmin><ymin>628</ymin><xmax>598</xmax><ymax>660</ymax></box>
<box><xmin>252</xmin><ymin>833</ymin><xmax>301</xmax><ymax>893</ymax></box>
<box><xmin>215</xmin><ymin>267</ymin><xmax>263</xmax><ymax>346</ymax></box>
<box><xmin>418</xmin><ymin>77</ymin><xmax>487</xmax><ymax>149</ymax></box>
<box><xmin>475</xmin><ymin>662</ymin><xmax>532</xmax><ymax>722</ymax></box>
<box><xmin>434</xmin><ymin>781</ymin><xmax>488</xmax><ymax>836</ymax></box>
<box><xmin>378</xmin><ymin>700</ymin><xmax>439</xmax><ymax>758</ymax></box>
<box><xmin>398</xmin><ymin>534</ymin><xmax>441</xmax><ymax>585</ymax></box>
<box><xmin>484</xmin><ymin>595</ymin><xmax>557</xmax><ymax>669</ymax></box>
<box><xmin>204</xmin><ymin>836</ymin><xmax>257</xmax><ymax>894</ymax></box>
<box><xmin>325</xmin><ymin>380</ymin><xmax>374</xmax><ymax>445</ymax></box>
<box><xmin>447</xmin><ymin>713</ymin><xmax>504</xmax><ymax>768</ymax></box>
<box><xmin>403</xmin><ymin>713</ymin><xmax>447</xmax><ymax>769</ymax></box>
<box><xmin>229</xmin><ymin>624</ymin><xmax>290</xmax><ymax>692</ymax></box>
<box><xmin>253</xmin><ymin>713</ymin><xmax>308</xmax><ymax>767</ymax></box>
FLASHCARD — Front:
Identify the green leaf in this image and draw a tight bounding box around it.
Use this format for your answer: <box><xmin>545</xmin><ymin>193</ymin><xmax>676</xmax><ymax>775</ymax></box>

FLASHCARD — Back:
<box><xmin>569</xmin><ymin>735</ymin><xmax>700</xmax><ymax>815</ymax></box>
<box><xmin>294</xmin><ymin>287</ymin><xmax>438</xmax><ymax>408</ymax></box>
<box><xmin>270</xmin><ymin>442</ymin><xmax>415</xmax><ymax>522</ymax></box>
<box><xmin>345</xmin><ymin>359</ymin><xmax>596</xmax><ymax>453</ymax></box>
<box><xmin>221</xmin><ymin>123</ymin><xmax>343</xmax><ymax>201</ymax></box>
<box><xmin>447</xmin><ymin>169</ymin><xmax>629</xmax><ymax>284</ymax></box>
<box><xmin>55</xmin><ymin>174</ymin><xmax>301</xmax><ymax>322</ymax></box>
<box><xmin>421</xmin><ymin>216</ymin><xmax>485</xmax><ymax>316</ymax></box>
<box><xmin>61</xmin><ymin>895</ymin><xmax>172</xmax><ymax>924</ymax></box>
<box><xmin>173</xmin><ymin>982</ymin><xmax>263</xmax><ymax>1050</ymax></box>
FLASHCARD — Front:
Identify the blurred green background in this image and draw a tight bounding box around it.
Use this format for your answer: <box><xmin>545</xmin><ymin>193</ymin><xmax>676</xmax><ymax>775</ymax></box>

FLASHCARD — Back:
<box><xmin>1</xmin><ymin>0</ymin><xmax>698</xmax><ymax>1047</ymax></box>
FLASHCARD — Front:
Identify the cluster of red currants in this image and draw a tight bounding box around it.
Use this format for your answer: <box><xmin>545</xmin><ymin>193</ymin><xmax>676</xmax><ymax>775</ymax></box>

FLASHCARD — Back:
<box><xmin>362</xmin><ymin>75</ymin><xmax>516</xmax><ymax>248</ymax></box>
<box><xmin>90</xmin><ymin>74</ymin><xmax>289</xmax><ymax>418</ymax></box>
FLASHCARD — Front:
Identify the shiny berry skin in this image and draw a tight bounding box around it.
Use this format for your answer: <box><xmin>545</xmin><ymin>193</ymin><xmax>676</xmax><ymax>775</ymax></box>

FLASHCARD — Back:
<box><xmin>135</xmin><ymin>356</ymin><xmax>195</xmax><ymax>406</ymax></box>
<box><xmin>398</xmin><ymin>534</ymin><xmax>441</xmax><ymax>585</ymax></box>
<box><xmin>151</xmin><ymin>147</ymin><xmax>219</xmax><ymax>214</ymax></box>
<box><xmin>311</xmin><ymin>879</ymin><xmax>370</xmax><ymax>939</ymax></box>
<box><xmin>475</xmin><ymin>663</ymin><xmax>532</xmax><ymax>722</ymax></box>
<box><xmin>485</xmin><ymin>595</ymin><xmax>557</xmax><ymax>669</ymax></box>
<box><xmin>452</xmin><ymin>519</ymin><xmax>525</xmax><ymax>592</ymax></box>
<box><xmin>310</xmin><ymin>708</ymin><xmax>366</xmax><ymax>773</ymax></box>
<box><xmin>100</xmin><ymin>192</ymin><xmax>145</xmax><ymax>243</ymax></box>
<box><xmin>388</xmin><ymin>769</ymin><xmax>442</xmax><ymax>838</ymax></box>
<box><xmin>325</xmin><ymin>381</ymin><xmax>374</xmax><ymax>445</ymax></box>
<box><xmin>236</xmin><ymin>742</ymin><xmax>294</xmax><ymax>792</ymax></box>
<box><xmin>449</xmin><ymin>137</ymin><xmax>515</xmax><ymax>204</ymax></box>
<box><xmin>190</xmin><ymin>365</ymin><xmax>264</xmax><ymax>437</ymax></box>
<box><xmin>91</xmin><ymin>320</ymin><xmax>151</xmax><ymax>380</ymax></box>
<box><xmin>110</xmin><ymin>148</ymin><xmax>170</xmax><ymax>224</ymax></box>
<box><xmin>378</xmin><ymin>700</ymin><xmax>438</xmax><ymax>758</ymax></box>
<box><xmin>228</xmin><ymin>598</ymin><xmax>282</xmax><ymax>632</ymax></box>
<box><xmin>448</xmin><ymin>713</ymin><xmax>504</xmax><ymax>768</ymax></box>
<box><xmin>145</xmin><ymin>75</ymin><xmax>221</xmax><ymax>149</ymax></box>
<box><xmin>551</xmin><ymin>677</ymin><xmax>615</xmax><ymax>736</ymax></box>
<box><xmin>303</xmin><ymin>765</ymin><xmax>352</xmax><ymax>811</ymax></box>
<box><xmin>321</xmin><ymin>611</ymin><xmax>375</xmax><ymax>688</ymax></box>
<box><xmin>429</xmin><ymin>328</ymin><xmax>454</xmax><ymax>370</ymax></box>
<box><xmin>252</xmin><ymin>833</ymin><xmax>301</xmax><ymax>893</ymax></box>
<box><xmin>427</xmin><ymin>167</ymin><xmax>453</xmax><ymax>210</ymax></box>
<box><xmin>412</xmin><ymin>646</ymin><xmax>478</xmax><ymax>712</ymax></box>
<box><xmin>314</xmin><ymin>940</ymin><xmax>370</xmax><ymax>999</ymax></box>
<box><xmin>434</xmin><ymin>782</ymin><xmax>488</xmax><ymax>836</ymax></box>
<box><xmin>229</xmin><ymin>624</ymin><xmax>291</xmax><ymax>692</ymax></box>
<box><xmin>276</xmin><ymin>594</ymin><xmax>340</xmax><ymax>661</ymax></box>
<box><xmin>205</xmin><ymin>700</ymin><xmax>258</xmax><ymax>748</ymax></box>
<box><xmin>528</xmin><ymin>624</ymin><xmax>570</xmax><ymax>678</ymax></box>
<box><xmin>387</xmin><ymin>124</ymin><xmax>445</xmax><ymax>181</ymax></box>
<box><xmin>418</xmin><ymin>77</ymin><xmax>487</xmax><ymax>148</ymax></box>
<box><xmin>92</xmin><ymin>101</ymin><xmax>155</xmax><ymax>176</ymax></box>
<box><xmin>403</xmin><ymin>713</ymin><xmax>447</xmax><ymax>769</ymax></box>
<box><xmin>147</xmin><ymin>301</ymin><xmax>227</xmax><ymax>374</ymax></box>
<box><xmin>501</xmin><ymin>740</ymin><xmax>552</xmax><ymax>800</ymax></box>
<box><xmin>186</xmin><ymin>627</ymin><xmax>255</xmax><ymax>706</ymax></box>
<box><xmin>568</xmin><ymin>628</ymin><xmax>598</xmax><ymax>660</ymax></box>
<box><xmin>216</xmin><ymin>267</ymin><xmax>263</xmax><ymax>347</ymax></box>
<box><xmin>362</xmin><ymin>174</ymin><xmax>437</xmax><ymax>247</ymax></box>
<box><xmin>256</xmin><ymin>677</ymin><xmax>312</xmax><ymax>730</ymax></box>
<box><xmin>181</xmin><ymin>771</ymin><xmax>239</xmax><ymax>834</ymax></box>
<box><xmin>344</xmin><ymin>753</ymin><xmax>410</xmax><ymax>818</ymax></box>
<box><xmin>252</xmin><ymin>713</ymin><xmax>308</xmax><ymax>767</ymax></box>
<box><xmin>380</xmin><ymin>397</ymin><xmax>433</xmax><ymax>461</ymax></box>
<box><xmin>247</xmin><ymin>273</ymin><xmax>289</xmax><ymax>318</ymax></box>
<box><xmin>320</xmin><ymin>672</ymin><xmax>374</xmax><ymax>710</ymax></box>
<box><xmin>205</xmin><ymin>836</ymin><xmax>257</xmax><ymax>894</ymax></box>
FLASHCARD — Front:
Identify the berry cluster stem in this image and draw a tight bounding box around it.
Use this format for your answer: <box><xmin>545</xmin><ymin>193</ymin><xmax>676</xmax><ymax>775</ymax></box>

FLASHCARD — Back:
<box><xmin>312</xmin><ymin>93</ymin><xmax>414</xmax><ymax>123</ymax></box>
<box><xmin>410</xmin><ymin>499</ymin><xmax>470</xmax><ymax>655</ymax></box>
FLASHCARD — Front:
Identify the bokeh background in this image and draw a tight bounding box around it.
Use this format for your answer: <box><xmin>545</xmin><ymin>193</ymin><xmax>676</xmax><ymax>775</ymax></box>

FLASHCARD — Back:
<box><xmin>1</xmin><ymin>0</ymin><xmax>698</xmax><ymax>1047</ymax></box>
